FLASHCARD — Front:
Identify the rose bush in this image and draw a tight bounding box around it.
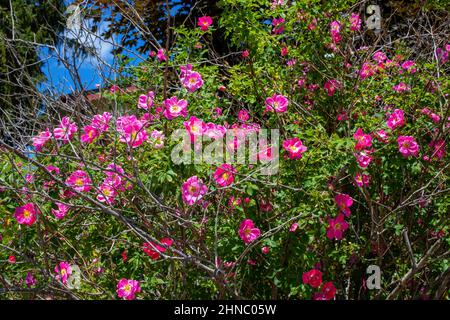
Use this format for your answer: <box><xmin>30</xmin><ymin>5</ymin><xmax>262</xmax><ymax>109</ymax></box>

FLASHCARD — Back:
<box><xmin>0</xmin><ymin>0</ymin><xmax>448</xmax><ymax>300</ymax></box>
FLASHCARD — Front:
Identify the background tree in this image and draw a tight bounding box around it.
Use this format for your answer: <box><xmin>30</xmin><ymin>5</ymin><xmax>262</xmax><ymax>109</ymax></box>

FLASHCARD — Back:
<box><xmin>0</xmin><ymin>0</ymin><xmax>66</xmax><ymax>146</ymax></box>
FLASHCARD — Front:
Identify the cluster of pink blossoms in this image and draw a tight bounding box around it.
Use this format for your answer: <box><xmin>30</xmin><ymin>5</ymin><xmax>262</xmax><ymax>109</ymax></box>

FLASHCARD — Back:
<box><xmin>420</xmin><ymin>107</ymin><xmax>441</xmax><ymax>124</ymax></box>
<box><xmin>54</xmin><ymin>116</ymin><xmax>78</xmax><ymax>143</ymax></box>
<box><xmin>51</xmin><ymin>202</ymin><xmax>70</xmax><ymax>220</ymax></box>
<box><xmin>32</xmin><ymin>128</ymin><xmax>52</xmax><ymax>151</ymax></box>
<box><xmin>330</xmin><ymin>21</ymin><xmax>341</xmax><ymax>43</ymax></box>
<box><xmin>392</xmin><ymin>82</ymin><xmax>411</xmax><ymax>93</ymax></box>
<box><xmin>323</xmin><ymin>79</ymin><xmax>340</xmax><ymax>96</ymax></box>
<box><xmin>349</xmin><ymin>13</ymin><xmax>361</xmax><ymax>31</ymax></box>
<box><xmin>143</xmin><ymin>238</ymin><xmax>173</xmax><ymax>260</ymax></box>
<box><xmin>386</xmin><ymin>108</ymin><xmax>405</xmax><ymax>130</ymax></box>
<box><xmin>116</xmin><ymin>115</ymin><xmax>149</xmax><ymax>148</ymax></box>
<box><xmin>326</xmin><ymin>194</ymin><xmax>353</xmax><ymax>241</ymax></box>
<box><xmin>81</xmin><ymin>112</ymin><xmax>111</xmax><ymax>144</ymax></box>
<box><xmin>138</xmin><ymin>91</ymin><xmax>154</xmax><ymax>110</ymax></box>
<box><xmin>302</xmin><ymin>268</ymin><xmax>337</xmax><ymax>300</ymax></box>
<box><xmin>353</xmin><ymin>127</ymin><xmax>374</xmax><ymax>169</ymax></box>
<box><xmin>116</xmin><ymin>278</ymin><xmax>141</xmax><ymax>300</ymax></box>
<box><xmin>180</xmin><ymin>64</ymin><xmax>204</xmax><ymax>92</ymax></box>
<box><xmin>95</xmin><ymin>163</ymin><xmax>130</xmax><ymax>205</ymax></box>
<box><xmin>272</xmin><ymin>17</ymin><xmax>285</xmax><ymax>34</ymax></box>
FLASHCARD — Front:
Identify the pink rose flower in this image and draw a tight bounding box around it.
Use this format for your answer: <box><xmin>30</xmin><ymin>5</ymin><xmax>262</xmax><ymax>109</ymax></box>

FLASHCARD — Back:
<box><xmin>14</xmin><ymin>203</ymin><xmax>38</xmax><ymax>226</ymax></box>
<box><xmin>238</xmin><ymin>219</ymin><xmax>261</xmax><ymax>245</ymax></box>
<box><xmin>65</xmin><ymin>170</ymin><xmax>92</xmax><ymax>193</ymax></box>
<box><xmin>283</xmin><ymin>137</ymin><xmax>307</xmax><ymax>159</ymax></box>
<box><xmin>265</xmin><ymin>94</ymin><xmax>288</xmax><ymax>113</ymax></box>
<box><xmin>326</xmin><ymin>213</ymin><xmax>349</xmax><ymax>240</ymax></box>
<box><xmin>198</xmin><ymin>16</ymin><xmax>213</xmax><ymax>31</ymax></box>
<box><xmin>182</xmin><ymin>176</ymin><xmax>208</xmax><ymax>205</ymax></box>
<box><xmin>397</xmin><ymin>135</ymin><xmax>419</xmax><ymax>157</ymax></box>
<box><xmin>213</xmin><ymin>164</ymin><xmax>236</xmax><ymax>187</ymax></box>
<box><xmin>116</xmin><ymin>278</ymin><xmax>141</xmax><ymax>300</ymax></box>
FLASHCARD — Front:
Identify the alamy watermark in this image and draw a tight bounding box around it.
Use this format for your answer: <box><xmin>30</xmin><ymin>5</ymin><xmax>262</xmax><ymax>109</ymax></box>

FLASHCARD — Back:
<box><xmin>170</xmin><ymin>126</ymin><xmax>280</xmax><ymax>175</ymax></box>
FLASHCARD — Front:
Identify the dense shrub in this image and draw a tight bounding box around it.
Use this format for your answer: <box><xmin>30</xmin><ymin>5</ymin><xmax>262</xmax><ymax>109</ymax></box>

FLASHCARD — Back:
<box><xmin>0</xmin><ymin>0</ymin><xmax>448</xmax><ymax>300</ymax></box>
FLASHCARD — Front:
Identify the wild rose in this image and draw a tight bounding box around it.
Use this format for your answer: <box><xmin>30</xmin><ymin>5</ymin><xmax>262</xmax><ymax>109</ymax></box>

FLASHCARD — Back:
<box><xmin>372</xmin><ymin>52</ymin><xmax>387</xmax><ymax>63</ymax></box>
<box><xmin>326</xmin><ymin>213</ymin><xmax>349</xmax><ymax>240</ymax></box>
<box><xmin>198</xmin><ymin>16</ymin><xmax>213</xmax><ymax>31</ymax></box>
<box><xmin>262</xmin><ymin>246</ymin><xmax>270</xmax><ymax>254</ymax></box>
<box><xmin>97</xmin><ymin>183</ymin><xmax>117</xmax><ymax>204</ymax></box>
<box><xmin>272</xmin><ymin>17</ymin><xmax>285</xmax><ymax>34</ymax></box>
<box><xmin>163</xmin><ymin>96</ymin><xmax>188</xmax><ymax>120</ymax></box>
<box><xmin>375</xmin><ymin>130</ymin><xmax>389</xmax><ymax>143</ymax></box>
<box><xmin>80</xmin><ymin>125</ymin><xmax>99</xmax><ymax>144</ymax></box>
<box><xmin>353</xmin><ymin>128</ymin><xmax>372</xmax><ymax>151</ymax></box>
<box><xmin>213</xmin><ymin>164</ymin><xmax>236</xmax><ymax>187</ymax></box>
<box><xmin>429</xmin><ymin>113</ymin><xmax>440</xmax><ymax>123</ymax></box>
<box><xmin>397</xmin><ymin>136</ymin><xmax>419</xmax><ymax>157</ymax></box>
<box><xmin>204</xmin><ymin>123</ymin><xmax>226</xmax><ymax>139</ymax></box>
<box><xmin>149</xmin><ymin>130</ymin><xmax>165</xmax><ymax>149</ymax></box>
<box><xmin>322</xmin><ymin>281</ymin><xmax>337</xmax><ymax>300</ymax></box>
<box><xmin>182</xmin><ymin>176</ymin><xmax>208</xmax><ymax>205</ymax></box>
<box><xmin>429</xmin><ymin>139</ymin><xmax>446</xmax><ymax>160</ymax></box>
<box><xmin>184</xmin><ymin>116</ymin><xmax>206</xmax><ymax>142</ymax></box>
<box><xmin>283</xmin><ymin>138</ymin><xmax>307</xmax><ymax>159</ymax></box>
<box><xmin>354</xmin><ymin>172</ymin><xmax>370</xmax><ymax>187</ymax></box>
<box><xmin>228</xmin><ymin>196</ymin><xmax>242</xmax><ymax>210</ymax></box>
<box><xmin>349</xmin><ymin>13</ymin><xmax>361</xmax><ymax>31</ymax></box>
<box><xmin>281</xmin><ymin>46</ymin><xmax>289</xmax><ymax>56</ymax></box>
<box><xmin>323</xmin><ymin>79</ymin><xmax>340</xmax><ymax>96</ymax></box>
<box><xmin>182</xmin><ymin>71</ymin><xmax>204</xmax><ymax>92</ymax></box>
<box><xmin>51</xmin><ymin>202</ymin><xmax>70</xmax><ymax>220</ymax></box>
<box><xmin>386</xmin><ymin>109</ymin><xmax>405</xmax><ymax>130</ymax></box>
<box><xmin>289</xmin><ymin>222</ymin><xmax>299</xmax><ymax>232</ymax></box>
<box><xmin>54</xmin><ymin>262</ymin><xmax>72</xmax><ymax>284</ymax></box>
<box><xmin>53</xmin><ymin>116</ymin><xmax>77</xmax><ymax>143</ymax></box>
<box><xmin>265</xmin><ymin>94</ymin><xmax>288</xmax><ymax>113</ymax></box>
<box><xmin>242</xmin><ymin>50</ymin><xmax>249</xmax><ymax>58</ymax></box>
<box><xmin>110</xmin><ymin>85</ymin><xmax>120</xmax><ymax>93</ymax></box>
<box><xmin>238</xmin><ymin>219</ymin><xmax>261</xmax><ymax>245</ymax></box>
<box><xmin>116</xmin><ymin>116</ymin><xmax>148</xmax><ymax>148</ymax></box>
<box><xmin>91</xmin><ymin>112</ymin><xmax>111</xmax><ymax>132</ymax></box>
<box><xmin>335</xmin><ymin>194</ymin><xmax>353</xmax><ymax>217</ymax></box>
<box><xmin>302</xmin><ymin>269</ymin><xmax>323</xmax><ymax>288</ymax></box>
<box><xmin>66</xmin><ymin>170</ymin><xmax>92</xmax><ymax>193</ymax></box>
<box><xmin>157</xmin><ymin>48</ymin><xmax>167</xmax><ymax>62</ymax></box>
<box><xmin>143</xmin><ymin>238</ymin><xmax>173</xmax><ymax>260</ymax></box>
<box><xmin>393</xmin><ymin>82</ymin><xmax>411</xmax><ymax>92</ymax></box>
<box><xmin>32</xmin><ymin>128</ymin><xmax>52</xmax><ymax>151</ymax></box>
<box><xmin>401</xmin><ymin>60</ymin><xmax>416</xmax><ymax>73</ymax></box>
<box><xmin>260</xmin><ymin>199</ymin><xmax>273</xmax><ymax>212</ymax></box>
<box><xmin>26</xmin><ymin>272</ymin><xmax>36</xmax><ymax>287</ymax></box>
<box><xmin>138</xmin><ymin>91</ymin><xmax>154</xmax><ymax>110</ymax></box>
<box><xmin>116</xmin><ymin>278</ymin><xmax>141</xmax><ymax>300</ymax></box>
<box><xmin>14</xmin><ymin>203</ymin><xmax>38</xmax><ymax>226</ymax></box>
<box><xmin>330</xmin><ymin>20</ymin><xmax>341</xmax><ymax>43</ymax></box>
<box><xmin>238</xmin><ymin>109</ymin><xmax>249</xmax><ymax>122</ymax></box>
<box><xmin>359</xmin><ymin>63</ymin><xmax>375</xmax><ymax>79</ymax></box>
